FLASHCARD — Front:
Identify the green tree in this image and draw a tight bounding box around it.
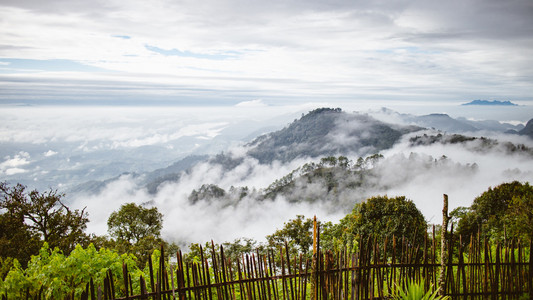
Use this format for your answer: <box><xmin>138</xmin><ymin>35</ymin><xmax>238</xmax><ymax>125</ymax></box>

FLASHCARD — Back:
<box><xmin>266</xmin><ymin>215</ymin><xmax>314</xmax><ymax>256</ymax></box>
<box><xmin>0</xmin><ymin>243</ymin><xmax>142</xmax><ymax>299</ymax></box>
<box><xmin>107</xmin><ymin>203</ymin><xmax>163</xmax><ymax>245</ymax></box>
<box><xmin>336</xmin><ymin>196</ymin><xmax>427</xmax><ymax>252</ymax></box>
<box><xmin>107</xmin><ymin>202</ymin><xmax>164</xmax><ymax>267</ymax></box>
<box><xmin>0</xmin><ymin>182</ymin><xmax>89</xmax><ymax>257</ymax></box>
<box><xmin>0</xmin><ymin>209</ymin><xmax>41</xmax><ymax>268</ymax></box>
<box><xmin>456</xmin><ymin>181</ymin><xmax>533</xmax><ymax>242</ymax></box>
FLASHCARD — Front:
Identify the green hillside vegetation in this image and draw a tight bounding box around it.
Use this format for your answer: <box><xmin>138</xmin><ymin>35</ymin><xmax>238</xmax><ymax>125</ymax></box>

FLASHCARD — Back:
<box><xmin>409</xmin><ymin>133</ymin><xmax>533</xmax><ymax>155</ymax></box>
<box><xmin>187</xmin><ymin>153</ymin><xmax>479</xmax><ymax>206</ymax></box>
<box><xmin>1</xmin><ymin>179</ymin><xmax>532</xmax><ymax>298</ymax></box>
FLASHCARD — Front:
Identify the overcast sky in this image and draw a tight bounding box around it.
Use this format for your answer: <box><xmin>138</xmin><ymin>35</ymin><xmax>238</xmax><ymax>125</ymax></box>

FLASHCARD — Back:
<box><xmin>1</xmin><ymin>0</ymin><xmax>532</xmax><ymax>105</ymax></box>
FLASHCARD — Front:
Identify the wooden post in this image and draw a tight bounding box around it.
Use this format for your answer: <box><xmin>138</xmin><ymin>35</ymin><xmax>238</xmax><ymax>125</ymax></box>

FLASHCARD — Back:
<box><xmin>311</xmin><ymin>216</ymin><xmax>318</xmax><ymax>300</ymax></box>
<box><xmin>438</xmin><ymin>194</ymin><xmax>449</xmax><ymax>297</ymax></box>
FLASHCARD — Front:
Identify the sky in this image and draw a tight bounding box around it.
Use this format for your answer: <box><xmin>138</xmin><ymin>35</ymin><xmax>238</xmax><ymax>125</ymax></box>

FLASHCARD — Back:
<box><xmin>1</xmin><ymin>0</ymin><xmax>532</xmax><ymax>105</ymax></box>
<box><xmin>1</xmin><ymin>0</ymin><xmax>533</xmax><ymax>246</ymax></box>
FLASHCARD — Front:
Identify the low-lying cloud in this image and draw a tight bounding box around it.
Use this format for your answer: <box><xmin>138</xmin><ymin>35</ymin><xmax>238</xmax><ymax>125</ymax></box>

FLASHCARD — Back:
<box><xmin>71</xmin><ymin>128</ymin><xmax>533</xmax><ymax>247</ymax></box>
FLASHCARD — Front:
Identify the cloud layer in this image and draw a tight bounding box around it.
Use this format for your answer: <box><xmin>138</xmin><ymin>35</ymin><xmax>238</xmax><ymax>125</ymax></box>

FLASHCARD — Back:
<box><xmin>71</xmin><ymin>128</ymin><xmax>533</xmax><ymax>247</ymax></box>
<box><xmin>1</xmin><ymin>0</ymin><xmax>532</xmax><ymax>103</ymax></box>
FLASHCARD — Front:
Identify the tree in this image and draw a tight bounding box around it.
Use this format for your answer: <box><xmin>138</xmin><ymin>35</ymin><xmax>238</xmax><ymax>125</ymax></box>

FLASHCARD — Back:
<box><xmin>0</xmin><ymin>212</ymin><xmax>41</xmax><ymax>268</ymax></box>
<box><xmin>0</xmin><ymin>182</ymin><xmax>89</xmax><ymax>257</ymax></box>
<box><xmin>107</xmin><ymin>203</ymin><xmax>163</xmax><ymax>245</ymax></box>
<box><xmin>455</xmin><ymin>181</ymin><xmax>533</xmax><ymax>242</ymax></box>
<box><xmin>107</xmin><ymin>203</ymin><xmax>164</xmax><ymax>267</ymax></box>
<box><xmin>266</xmin><ymin>215</ymin><xmax>314</xmax><ymax>256</ymax></box>
<box><xmin>0</xmin><ymin>243</ymin><xmax>142</xmax><ymax>299</ymax></box>
<box><xmin>336</xmin><ymin>196</ymin><xmax>427</xmax><ymax>252</ymax></box>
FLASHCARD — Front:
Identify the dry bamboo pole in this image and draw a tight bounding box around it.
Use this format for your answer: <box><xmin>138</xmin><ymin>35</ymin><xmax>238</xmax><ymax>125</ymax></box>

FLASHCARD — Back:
<box><xmin>390</xmin><ymin>236</ymin><xmax>396</xmax><ymax>297</ymax></box>
<box><xmin>185</xmin><ymin>262</ymin><xmax>191</xmax><ymax>300</ymax></box>
<box><xmin>284</xmin><ymin>242</ymin><xmax>295</xmax><ymax>300</ymax></box>
<box><xmin>432</xmin><ymin>226</ymin><xmax>437</xmax><ymax>287</ymax></box>
<box><xmin>423</xmin><ymin>233</ymin><xmax>429</xmax><ymax>292</ymax></box>
<box><xmin>140</xmin><ymin>276</ymin><xmax>148</xmax><ymax>300</ymax></box>
<box><xmin>252</xmin><ymin>254</ymin><xmax>263</xmax><ymax>300</ymax></box>
<box><xmin>303</xmin><ymin>258</ymin><xmax>310</xmax><ymax>300</ymax></box>
<box><xmin>236</xmin><ymin>257</ymin><xmax>244</xmax><ymax>300</ymax></box>
<box><xmin>244</xmin><ymin>254</ymin><xmax>254</xmax><ymax>300</ymax></box>
<box><xmin>261</xmin><ymin>255</ymin><xmax>272</xmax><ymax>300</ymax></box>
<box><xmin>351</xmin><ymin>252</ymin><xmax>357</xmax><ymax>300</ymax></box>
<box><xmin>211</xmin><ymin>241</ymin><xmax>223</xmax><ymax>300</ymax></box>
<box><xmin>279</xmin><ymin>247</ymin><xmax>287</xmax><ymax>300</ymax></box>
<box><xmin>267</xmin><ymin>250</ymin><xmax>279</xmax><ymax>300</ymax></box>
<box><xmin>311</xmin><ymin>216</ymin><xmax>318</xmax><ymax>300</ymax></box>
<box><xmin>439</xmin><ymin>194</ymin><xmax>450</xmax><ymax>297</ymax></box>
<box><xmin>447</xmin><ymin>225</ymin><xmax>455</xmax><ymax>296</ymax></box>
<box><xmin>219</xmin><ymin>246</ymin><xmax>231</xmax><ymax>300</ymax></box>
<box><xmin>122</xmin><ymin>263</ymin><xmax>130</xmax><ymax>300</ymax></box>
<box><xmin>509</xmin><ymin>238</ymin><xmax>520</xmax><ymax>298</ymax></box>
<box><xmin>109</xmin><ymin>269</ymin><xmax>116</xmax><ymax>300</ymax></box>
<box><xmin>458</xmin><ymin>236</ymin><xmax>467</xmax><ymax>300</ymax></box>
<box><xmin>227</xmin><ymin>258</ymin><xmax>236</xmax><ymax>300</ymax></box>
<box><xmin>483</xmin><ymin>238</ymin><xmax>490</xmax><ymax>299</ymax></box>
<box><xmin>517</xmin><ymin>241</ymin><xmax>523</xmax><ymax>297</ymax></box>
<box><xmin>529</xmin><ymin>240</ymin><xmax>533</xmax><ymax>298</ymax></box>
<box><xmin>294</xmin><ymin>255</ymin><xmax>300</xmax><ymax>300</ymax></box>
<box><xmin>258</xmin><ymin>253</ymin><xmax>268</xmax><ymax>300</ymax></box>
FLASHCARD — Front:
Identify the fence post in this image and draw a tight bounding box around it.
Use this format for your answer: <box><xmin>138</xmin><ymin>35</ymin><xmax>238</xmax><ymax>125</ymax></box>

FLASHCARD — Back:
<box><xmin>438</xmin><ymin>194</ymin><xmax>449</xmax><ymax>297</ymax></box>
<box><xmin>311</xmin><ymin>216</ymin><xmax>318</xmax><ymax>300</ymax></box>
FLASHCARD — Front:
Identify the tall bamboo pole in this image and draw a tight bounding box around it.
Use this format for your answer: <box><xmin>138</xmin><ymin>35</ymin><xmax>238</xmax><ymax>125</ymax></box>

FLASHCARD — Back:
<box><xmin>438</xmin><ymin>194</ymin><xmax>449</xmax><ymax>297</ymax></box>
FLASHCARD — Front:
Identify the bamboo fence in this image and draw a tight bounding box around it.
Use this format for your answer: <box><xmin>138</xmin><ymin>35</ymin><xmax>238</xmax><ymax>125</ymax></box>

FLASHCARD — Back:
<box><xmin>85</xmin><ymin>224</ymin><xmax>532</xmax><ymax>300</ymax></box>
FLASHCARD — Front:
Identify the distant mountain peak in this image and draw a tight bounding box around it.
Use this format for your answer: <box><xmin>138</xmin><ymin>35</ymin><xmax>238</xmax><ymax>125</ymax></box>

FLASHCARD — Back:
<box><xmin>518</xmin><ymin>118</ymin><xmax>533</xmax><ymax>139</ymax></box>
<box><xmin>462</xmin><ymin>100</ymin><xmax>518</xmax><ymax>106</ymax></box>
<box><xmin>246</xmin><ymin>108</ymin><xmax>420</xmax><ymax>164</ymax></box>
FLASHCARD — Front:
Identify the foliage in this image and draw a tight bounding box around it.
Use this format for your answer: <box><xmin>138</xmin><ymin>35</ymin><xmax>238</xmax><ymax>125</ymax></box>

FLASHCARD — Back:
<box><xmin>455</xmin><ymin>181</ymin><xmax>533</xmax><ymax>242</ymax></box>
<box><xmin>188</xmin><ymin>184</ymin><xmax>226</xmax><ymax>204</ymax></box>
<box><xmin>266</xmin><ymin>215</ymin><xmax>314</xmax><ymax>256</ymax></box>
<box><xmin>389</xmin><ymin>279</ymin><xmax>450</xmax><ymax>300</ymax></box>
<box><xmin>335</xmin><ymin>196</ymin><xmax>427</xmax><ymax>252</ymax></box>
<box><xmin>107</xmin><ymin>202</ymin><xmax>165</xmax><ymax>267</ymax></box>
<box><xmin>0</xmin><ymin>182</ymin><xmax>89</xmax><ymax>262</ymax></box>
<box><xmin>108</xmin><ymin>202</ymin><xmax>162</xmax><ymax>245</ymax></box>
<box><xmin>0</xmin><ymin>243</ymin><xmax>142</xmax><ymax>299</ymax></box>
<box><xmin>0</xmin><ymin>209</ymin><xmax>41</xmax><ymax>268</ymax></box>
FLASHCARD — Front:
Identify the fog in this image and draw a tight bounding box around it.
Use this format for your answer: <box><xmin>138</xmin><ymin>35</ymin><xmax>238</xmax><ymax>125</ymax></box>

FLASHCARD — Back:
<box><xmin>73</xmin><ymin>129</ymin><xmax>533</xmax><ymax>247</ymax></box>
<box><xmin>2</xmin><ymin>103</ymin><xmax>532</xmax><ymax>247</ymax></box>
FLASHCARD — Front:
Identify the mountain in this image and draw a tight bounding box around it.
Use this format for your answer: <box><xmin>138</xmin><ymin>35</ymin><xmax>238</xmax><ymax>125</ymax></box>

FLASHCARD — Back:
<box><xmin>144</xmin><ymin>155</ymin><xmax>208</xmax><ymax>193</ymax></box>
<box><xmin>246</xmin><ymin>108</ymin><xmax>421</xmax><ymax>164</ymax></box>
<box><xmin>462</xmin><ymin>100</ymin><xmax>518</xmax><ymax>106</ymax></box>
<box><xmin>69</xmin><ymin>108</ymin><xmax>530</xmax><ymax>197</ymax></box>
<box><xmin>69</xmin><ymin>155</ymin><xmax>208</xmax><ymax>195</ymax></box>
<box><xmin>519</xmin><ymin>118</ymin><xmax>533</xmax><ymax>138</ymax></box>
<box><xmin>408</xmin><ymin>133</ymin><xmax>533</xmax><ymax>155</ymax></box>
<box><xmin>369</xmin><ymin>108</ymin><xmax>524</xmax><ymax>133</ymax></box>
<box><xmin>407</xmin><ymin>113</ymin><xmax>479</xmax><ymax>132</ymax></box>
<box><xmin>134</xmin><ymin>108</ymin><xmax>422</xmax><ymax>193</ymax></box>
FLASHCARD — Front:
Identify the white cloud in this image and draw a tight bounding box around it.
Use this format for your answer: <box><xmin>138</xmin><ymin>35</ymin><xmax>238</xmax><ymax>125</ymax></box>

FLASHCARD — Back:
<box><xmin>44</xmin><ymin>150</ymin><xmax>58</xmax><ymax>157</ymax></box>
<box><xmin>0</xmin><ymin>0</ymin><xmax>531</xmax><ymax>103</ymax></box>
<box><xmin>0</xmin><ymin>151</ymin><xmax>30</xmax><ymax>169</ymax></box>
<box><xmin>235</xmin><ymin>99</ymin><xmax>267</xmax><ymax>108</ymax></box>
<box><xmin>0</xmin><ymin>152</ymin><xmax>31</xmax><ymax>176</ymax></box>
<box><xmin>5</xmin><ymin>168</ymin><xmax>28</xmax><ymax>175</ymax></box>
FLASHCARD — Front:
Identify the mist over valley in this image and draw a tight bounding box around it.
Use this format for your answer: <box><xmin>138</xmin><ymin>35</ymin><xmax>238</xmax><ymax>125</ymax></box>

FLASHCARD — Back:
<box><xmin>2</xmin><ymin>104</ymin><xmax>532</xmax><ymax>247</ymax></box>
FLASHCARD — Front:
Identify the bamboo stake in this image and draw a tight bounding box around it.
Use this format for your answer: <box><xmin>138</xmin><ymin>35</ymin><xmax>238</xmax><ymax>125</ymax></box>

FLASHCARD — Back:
<box><xmin>439</xmin><ymin>194</ymin><xmax>450</xmax><ymax>297</ymax></box>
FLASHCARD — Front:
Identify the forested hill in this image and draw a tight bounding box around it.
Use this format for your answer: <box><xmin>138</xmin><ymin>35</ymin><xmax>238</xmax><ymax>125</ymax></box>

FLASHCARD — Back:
<box><xmin>245</xmin><ymin>108</ymin><xmax>421</xmax><ymax>164</ymax></box>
